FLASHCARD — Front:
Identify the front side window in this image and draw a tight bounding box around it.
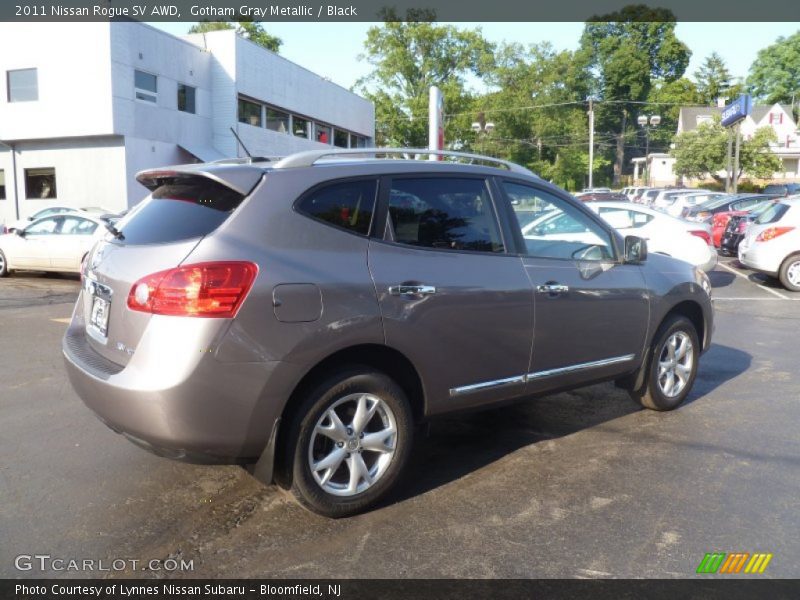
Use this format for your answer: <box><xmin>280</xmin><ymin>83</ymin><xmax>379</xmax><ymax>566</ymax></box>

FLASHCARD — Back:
<box><xmin>266</xmin><ymin>108</ymin><xmax>289</xmax><ymax>133</ymax></box>
<box><xmin>0</xmin><ymin>169</ymin><xmax>5</xmax><ymax>199</ymax></box>
<box><xmin>238</xmin><ymin>98</ymin><xmax>261</xmax><ymax>127</ymax></box>
<box><xmin>25</xmin><ymin>216</ymin><xmax>60</xmax><ymax>235</ymax></box>
<box><xmin>7</xmin><ymin>68</ymin><xmax>38</xmax><ymax>102</ymax></box>
<box><xmin>297</xmin><ymin>179</ymin><xmax>376</xmax><ymax>235</ymax></box>
<box><xmin>25</xmin><ymin>168</ymin><xmax>57</xmax><ymax>199</ymax></box>
<box><xmin>334</xmin><ymin>129</ymin><xmax>349</xmax><ymax>148</ymax></box>
<box><xmin>134</xmin><ymin>70</ymin><xmax>157</xmax><ymax>103</ymax></box>
<box><xmin>504</xmin><ymin>182</ymin><xmax>614</xmax><ymax>261</ymax></box>
<box><xmin>387</xmin><ymin>178</ymin><xmax>504</xmax><ymax>253</ymax></box>
<box><xmin>293</xmin><ymin>116</ymin><xmax>309</xmax><ymax>138</ymax></box>
<box><xmin>177</xmin><ymin>84</ymin><xmax>195</xmax><ymax>113</ymax></box>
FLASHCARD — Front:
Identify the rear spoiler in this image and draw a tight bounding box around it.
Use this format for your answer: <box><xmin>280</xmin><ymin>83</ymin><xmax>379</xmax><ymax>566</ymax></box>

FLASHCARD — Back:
<box><xmin>136</xmin><ymin>163</ymin><xmax>266</xmax><ymax>197</ymax></box>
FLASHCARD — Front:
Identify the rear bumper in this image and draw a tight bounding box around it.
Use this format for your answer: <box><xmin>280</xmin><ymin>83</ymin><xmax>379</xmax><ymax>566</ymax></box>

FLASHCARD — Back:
<box><xmin>63</xmin><ymin>316</ymin><xmax>299</xmax><ymax>462</ymax></box>
<box><xmin>699</xmin><ymin>250</ymin><xmax>718</xmax><ymax>273</ymax></box>
<box><xmin>739</xmin><ymin>243</ymin><xmax>780</xmax><ymax>276</ymax></box>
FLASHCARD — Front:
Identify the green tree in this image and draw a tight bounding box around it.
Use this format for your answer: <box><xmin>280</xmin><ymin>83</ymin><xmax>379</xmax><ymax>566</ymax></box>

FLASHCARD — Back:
<box><xmin>694</xmin><ymin>52</ymin><xmax>737</xmax><ymax>105</ymax></box>
<box><xmin>356</xmin><ymin>9</ymin><xmax>494</xmax><ymax>148</ymax></box>
<box><xmin>188</xmin><ymin>21</ymin><xmax>282</xmax><ymax>52</ymax></box>
<box><xmin>747</xmin><ymin>31</ymin><xmax>800</xmax><ymax>108</ymax></box>
<box><xmin>579</xmin><ymin>5</ymin><xmax>691</xmax><ymax>186</ymax></box>
<box><xmin>480</xmin><ymin>42</ymin><xmax>594</xmax><ymax>189</ymax></box>
<box><xmin>671</xmin><ymin>118</ymin><xmax>782</xmax><ymax>185</ymax></box>
<box><xmin>641</xmin><ymin>77</ymin><xmax>701</xmax><ymax>151</ymax></box>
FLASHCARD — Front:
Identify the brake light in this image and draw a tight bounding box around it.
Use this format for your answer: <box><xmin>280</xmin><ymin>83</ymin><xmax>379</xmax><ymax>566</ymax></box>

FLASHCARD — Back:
<box><xmin>690</xmin><ymin>230</ymin><xmax>712</xmax><ymax>245</ymax></box>
<box><xmin>755</xmin><ymin>227</ymin><xmax>795</xmax><ymax>242</ymax></box>
<box><xmin>127</xmin><ymin>261</ymin><xmax>258</xmax><ymax>318</ymax></box>
<box><xmin>712</xmin><ymin>214</ymin><xmax>728</xmax><ymax>227</ymax></box>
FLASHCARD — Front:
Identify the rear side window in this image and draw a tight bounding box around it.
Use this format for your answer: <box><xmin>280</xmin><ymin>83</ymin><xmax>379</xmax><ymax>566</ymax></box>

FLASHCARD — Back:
<box><xmin>297</xmin><ymin>179</ymin><xmax>376</xmax><ymax>235</ymax></box>
<box><xmin>755</xmin><ymin>203</ymin><xmax>790</xmax><ymax>225</ymax></box>
<box><xmin>387</xmin><ymin>177</ymin><xmax>503</xmax><ymax>253</ymax></box>
<box><xmin>118</xmin><ymin>176</ymin><xmax>245</xmax><ymax>245</ymax></box>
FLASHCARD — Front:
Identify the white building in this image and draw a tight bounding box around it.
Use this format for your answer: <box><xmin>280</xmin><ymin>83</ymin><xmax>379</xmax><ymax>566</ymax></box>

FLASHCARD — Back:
<box><xmin>0</xmin><ymin>23</ymin><xmax>374</xmax><ymax>225</ymax></box>
<box><xmin>632</xmin><ymin>102</ymin><xmax>800</xmax><ymax>186</ymax></box>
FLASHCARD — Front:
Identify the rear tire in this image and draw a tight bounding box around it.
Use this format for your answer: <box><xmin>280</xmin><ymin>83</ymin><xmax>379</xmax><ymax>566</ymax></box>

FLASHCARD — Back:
<box><xmin>0</xmin><ymin>249</ymin><xmax>8</xmax><ymax>277</ymax></box>
<box><xmin>284</xmin><ymin>367</ymin><xmax>413</xmax><ymax>518</ymax></box>
<box><xmin>629</xmin><ymin>315</ymin><xmax>699</xmax><ymax>411</ymax></box>
<box><xmin>778</xmin><ymin>253</ymin><xmax>800</xmax><ymax>292</ymax></box>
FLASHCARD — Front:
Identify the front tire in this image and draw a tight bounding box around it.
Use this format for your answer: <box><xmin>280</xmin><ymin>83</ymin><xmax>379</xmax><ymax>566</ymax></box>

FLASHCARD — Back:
<box><xmin>285</xmin><ymin>368</ymin><xmax>413</xmax><ymax>517</ymax></box>
<box><xmin>629</xmin><ymin>315</ymin><xmax>699</xmax><ymax>411</ymax></box>
<box><xmin>779</xmin><ymin>253</ymin><xmax>800</xmax><ymax>292</ymax></box>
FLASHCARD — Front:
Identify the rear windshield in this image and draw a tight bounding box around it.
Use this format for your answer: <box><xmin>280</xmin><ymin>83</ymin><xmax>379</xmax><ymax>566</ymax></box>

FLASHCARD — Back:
<box><xmin>755</xmin><ymin>203</ymin><xmax>790</xmax><ymax>225</ymax></box>
<box><xmin>116</xmin><ymin>176</ymin><xmax>245</xmax><ymax>245</ymax></box>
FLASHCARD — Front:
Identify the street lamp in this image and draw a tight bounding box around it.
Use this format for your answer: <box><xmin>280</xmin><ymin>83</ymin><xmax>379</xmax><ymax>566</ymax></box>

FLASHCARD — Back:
<box><xmin>637</xmin><ymin>115</ymin><xmax>661</xmax><ymax>186</ymax></box>
<box><xmin>472</xmin><ymin>116</ymin><xmax>495</xmax><ymax>154</ymax></box>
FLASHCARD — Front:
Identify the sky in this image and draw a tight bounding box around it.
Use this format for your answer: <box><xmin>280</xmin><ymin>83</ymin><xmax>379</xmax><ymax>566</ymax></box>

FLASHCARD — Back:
<box><xmin>152</xmin><ymin>21</ymin><xmax>800</xmax><ymax>93</ymax></box>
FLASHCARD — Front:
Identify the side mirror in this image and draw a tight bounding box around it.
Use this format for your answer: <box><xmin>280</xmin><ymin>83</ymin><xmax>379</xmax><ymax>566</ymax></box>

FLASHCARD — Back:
<box><xmin>624</xmin><ymin>235</ymin><xmax>647</xmax><ymax>264</ymax></box>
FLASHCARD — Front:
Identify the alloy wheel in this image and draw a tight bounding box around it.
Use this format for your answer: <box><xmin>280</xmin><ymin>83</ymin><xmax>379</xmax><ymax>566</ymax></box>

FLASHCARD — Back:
<box><xmin>307</xmin><ymin>393</ymin><xmax>397</xmax><ymax>497</ymax></box>
<box><xmin>787</xmin><ymin>260</ymin><xmax>800</xmax><ymax>287</ymax></box>
<box><xmin>657</xmin><ymin>331</ymin><xmax>694</xmax><ymax>398</ymax></box>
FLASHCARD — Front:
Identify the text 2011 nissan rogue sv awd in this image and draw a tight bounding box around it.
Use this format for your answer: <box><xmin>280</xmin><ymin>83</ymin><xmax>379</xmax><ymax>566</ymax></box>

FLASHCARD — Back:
<box><xmin>64</xmin><ymin>149</ymin><xmax>713</xmax><ymax>517</ymax></box>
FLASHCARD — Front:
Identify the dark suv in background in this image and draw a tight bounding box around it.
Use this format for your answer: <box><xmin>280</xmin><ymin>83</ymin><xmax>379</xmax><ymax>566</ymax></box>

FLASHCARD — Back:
<box><xmin>763</xmin><ymin>183</ymin><xmax>800</xmax><ymax>197</ymax></box>
<box><xmin>64</xmin><ymin>149</ymin><xmax>713</xmax><ymax>517</ymax></box>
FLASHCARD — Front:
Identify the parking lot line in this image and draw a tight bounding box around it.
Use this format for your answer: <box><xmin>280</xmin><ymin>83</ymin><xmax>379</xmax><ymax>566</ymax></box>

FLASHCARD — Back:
<box><xmin>50</xmin><ymin>318</ymin><xmax>72</xmax><ymax>324</ymax></box>
<box><xmin>712</xmin><ymin>297</ymin><xmax>784</xmax><ymax>301</ymax></box>
<box><xmin>715</xmin><ymin>261</ymin><xmax>791</xmax><ymax>300</ymax></box>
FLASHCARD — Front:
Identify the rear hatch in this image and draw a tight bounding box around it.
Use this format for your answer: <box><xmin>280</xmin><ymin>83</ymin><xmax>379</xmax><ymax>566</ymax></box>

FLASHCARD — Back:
<box><xmin>81</xmin><ymin>164</ymin><xmax>264</xmax><ymax>366</ymax></box>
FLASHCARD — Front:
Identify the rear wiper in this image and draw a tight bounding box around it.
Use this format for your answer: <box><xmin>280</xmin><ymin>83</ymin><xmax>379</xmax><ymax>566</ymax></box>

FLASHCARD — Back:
<box><xmin>105</xmin><ymin>223</ymin><xmax>125</xmax><ymax>240</ymax></box>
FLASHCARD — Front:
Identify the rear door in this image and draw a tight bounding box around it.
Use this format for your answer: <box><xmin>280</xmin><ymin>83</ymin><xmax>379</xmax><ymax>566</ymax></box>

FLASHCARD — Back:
<box><xmin>368</xmin><ymin>175</ymin><xmax>533</xmax><ymax>414</ymax></box>
<box><xmin>500</xmin><ymin>180</ymin><xmax>650</xmax><ymax>393</ymax></box>
<box><xmin>49</xmin><ymin>216</ymin><xmax>99</xmax><ymax>270</ymax></box>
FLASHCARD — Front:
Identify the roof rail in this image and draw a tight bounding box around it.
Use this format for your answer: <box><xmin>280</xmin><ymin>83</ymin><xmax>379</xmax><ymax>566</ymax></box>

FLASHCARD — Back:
<box><xmin>271</xmin><ymin>148</ymin><xmax>537</xmax><ymax>176</ymax></box>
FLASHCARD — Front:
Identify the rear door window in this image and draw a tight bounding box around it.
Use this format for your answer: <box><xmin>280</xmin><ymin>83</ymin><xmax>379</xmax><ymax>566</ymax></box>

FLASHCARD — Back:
<box><xmin>386</xmin><ymin>177</ymin><xmax>504</xmax><ymax>253</ymax></box>
<box><xmin>117</xmin><ymin>176</ymin><xmax>246</xmax><ymax>245</ymax></box>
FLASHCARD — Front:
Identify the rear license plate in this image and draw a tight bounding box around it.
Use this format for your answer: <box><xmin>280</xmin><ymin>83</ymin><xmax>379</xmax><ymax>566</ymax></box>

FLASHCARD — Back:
<box><xmin>90</xmin><ymin>295</ymin><xmax>110</xmax><ymax>336</ymax></box>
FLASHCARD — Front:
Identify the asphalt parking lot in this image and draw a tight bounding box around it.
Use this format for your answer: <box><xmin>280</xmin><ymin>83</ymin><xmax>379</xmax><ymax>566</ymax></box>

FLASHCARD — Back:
<box><xmin>1</xmin><ymin>258</ymin><xmax>799</xmax><ymax>579</ymax></box>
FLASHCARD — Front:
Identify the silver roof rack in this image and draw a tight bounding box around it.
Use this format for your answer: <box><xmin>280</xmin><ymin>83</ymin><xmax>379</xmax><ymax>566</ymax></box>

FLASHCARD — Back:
<box><xmin>271</xmin><ymin>148</ymin><xmax>537</xmax><ymax>177</ymax></box>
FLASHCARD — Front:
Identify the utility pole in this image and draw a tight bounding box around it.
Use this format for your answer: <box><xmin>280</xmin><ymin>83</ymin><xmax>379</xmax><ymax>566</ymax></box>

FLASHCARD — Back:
<box><xmin>588</xmin><ymin>98</ymin><xmax>595</xmax><ymax>189</ymax></box>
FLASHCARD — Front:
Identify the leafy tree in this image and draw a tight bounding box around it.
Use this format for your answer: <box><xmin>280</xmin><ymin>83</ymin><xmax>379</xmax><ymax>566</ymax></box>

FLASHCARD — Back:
<box><xmin>671</xmin><ymin>117</ymin><xmax>782</xmax><ymax>185</ymax></box>
<box><xmin>356</xmin><ymin>9</ymin><xmax>494</xmax><ymax>148</ymax></box>
<box><xmin>480</xmin><ymin>42</ymin><xmax>594</xmax><ymax>189</ymax></box>
<box><xmin>694</xmin><ymin>52</ymin><xmax>740</xmax><ymax>105</ymax></box>
<box><xmin>188</xmin><ymin>21</ymin><xmax>282</xmax><ymax>53</ymax></box>
<box><xmin>578</xmin><ymin>5</ymin><xmax>691</xmax><ymax>186</ymax></box>
<box><xmin>641</xmin><ymin>77</ymin><xmax>701</xmax><ymax>151</ymax></box>
<box><xmin>747</xmin><ymin>31</ymin><xmax>800</xmax><ymax>108</ymax></box>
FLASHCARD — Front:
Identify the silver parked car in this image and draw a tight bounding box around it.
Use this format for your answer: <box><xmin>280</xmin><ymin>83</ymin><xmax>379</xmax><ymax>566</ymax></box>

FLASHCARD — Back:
<box><xmin>64</xmin><ymin>149</ymin><xmax>714</xmax><ymax>517</ymax></box>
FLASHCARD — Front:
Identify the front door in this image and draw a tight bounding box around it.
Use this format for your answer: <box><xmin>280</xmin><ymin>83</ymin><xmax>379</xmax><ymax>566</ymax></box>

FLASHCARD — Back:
<box><xmin>368</xmin><ymin>175</ymin><xmax>534</xmax><ymax>414</ymax></box>
<box><xmin>14</xmin><ymin>215</ymin><xmax>61</xmax><ymax>269</ymax></box>
<box><xmin>501</xmin><ymin>181</ymin><xmax>650</xmax><ymax>392</ymax></box>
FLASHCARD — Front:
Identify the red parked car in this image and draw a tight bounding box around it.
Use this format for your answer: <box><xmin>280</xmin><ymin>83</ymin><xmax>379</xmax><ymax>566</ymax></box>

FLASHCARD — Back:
<box><xmin>710</xmin><ymin>198</ymin><xmax>779</xmax><ymax>247</ymax></box>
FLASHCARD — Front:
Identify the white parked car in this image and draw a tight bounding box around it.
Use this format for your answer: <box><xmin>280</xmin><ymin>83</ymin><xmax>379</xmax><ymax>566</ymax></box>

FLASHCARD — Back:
<box><xmin>3</xmin><ymin>206</ymin><xmax>115</xmax><ymax>233</ymax></box>
<box><xmin>0</xmin><ymin>213</ymin><xmax>115</xmax><ymax>276</ymax></box>
<box><xmin>738</xmin><ymin>197</ymin><xmax>800</xmax><ymax>291</ymax></box>
<box><xmin>665</xmin><ymin>192</ymin><xmax>728</xmax><ymax>218</ymax></box>
<box><xmin>587</xmin><ymin>202</ymin><xmax>718</xmax><ymax>272</ymax></box>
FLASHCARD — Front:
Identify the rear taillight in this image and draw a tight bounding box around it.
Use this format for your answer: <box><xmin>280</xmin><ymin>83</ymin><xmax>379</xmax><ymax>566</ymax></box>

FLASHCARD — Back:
<box><xmin>690</xmin><ymin>230</ymin><xmax>712</xmax><ymax>245</ymax></box>
<box><xmin>127</xmin><ymin>261</ymin><xmax>258</xmax><ymax>318</ymax></box>
<box><xmin>755</xmin><ymin>227</ymin><xmax>795</xmax><ymax>242</ymax></box>
<box><xmin>712</xmin><ymin>214</ymin><xmax>728</xmax><ymax>227</ymax></box>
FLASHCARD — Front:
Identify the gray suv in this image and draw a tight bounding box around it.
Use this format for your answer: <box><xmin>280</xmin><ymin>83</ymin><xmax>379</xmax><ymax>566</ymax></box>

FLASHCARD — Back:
<box><xmin>64</xmin><ymin>149</ymin><xmax>713</xmax><ymax>517</ymax></box>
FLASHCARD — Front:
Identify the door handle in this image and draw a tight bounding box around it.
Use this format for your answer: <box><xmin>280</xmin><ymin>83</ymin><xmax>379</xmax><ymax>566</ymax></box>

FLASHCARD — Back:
<box><xmin>388</xmin><ymin>284</ymin><xmax>437</xmax><ymax>297</ymax></box>
<box><xmin>536</xmin><ymin>283</ymin><xmax>569</xmax><ymax>294</ymax></box>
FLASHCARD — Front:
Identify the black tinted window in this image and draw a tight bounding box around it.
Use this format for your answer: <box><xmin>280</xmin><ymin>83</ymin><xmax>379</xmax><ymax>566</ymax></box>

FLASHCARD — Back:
<box><xmin>298</xmin><ymin>179</ymin><xmax>376</xmax><ymax>235</ymax></box>
<box><xmin>118</xmin><ymin>176</ymin><xmax>244</xmax><ymax>245</ymax></box>
<box><xmin>388</xmin><ymin>178</ymin><xmax>503</xmax><ymax>253</ymax></box>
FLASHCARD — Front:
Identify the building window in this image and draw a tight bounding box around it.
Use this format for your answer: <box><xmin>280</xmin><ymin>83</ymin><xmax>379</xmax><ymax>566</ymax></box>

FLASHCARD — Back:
<box><xmin>334</xmin><ymin>129</ymin><xmax>349</xmax><ymax>148</ymax></box>
<box><xmin>0</xmin><ymin>169</ymin><xmax>5</xmax><ymax>199</ymax></box>
<box><xmin>293</xmin><ymin>116</ymin><xmax>309</xmax><ymax>138</ymax></box>
<box><xmin>350</xmin><ymin>134</ymin><xmax>368</xmax><ymax>148</ymax></box>
<box><xmin>177</xmin><ymin>84</ymin><xmax>196</xmax><ymax>114</ymax></box>
<box><xmin>769</xmin><ymin>112</ymin><xmax>783</xmax><ymax>125</ymax></box>
<box><xmin>7</xmin><ymin>68</ymin><xmax>38</xmax><ymax>102</ymax></box>
<box><xmin>25</xmin><ymin>168</ymin><xmax>57</xmax><ymax>199</ymax></box>
<box><xmin>134</xmin><ymin>70</ymin><xmax>157</xmax><ymax>103</ymax></box>
<box><xmin>314</xmin><ymin>123</ymin><xmax>332</xmax><ymax>144</ymax></box>
<box><xmin>238</xmin><ymin>98</ymin><xmax>262</xmax><ymax>127</ymax></box>
<box><xmin>266</xmin><ymin>108</ymin><xmax>289</xmax><ymax>133</ymax></box>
